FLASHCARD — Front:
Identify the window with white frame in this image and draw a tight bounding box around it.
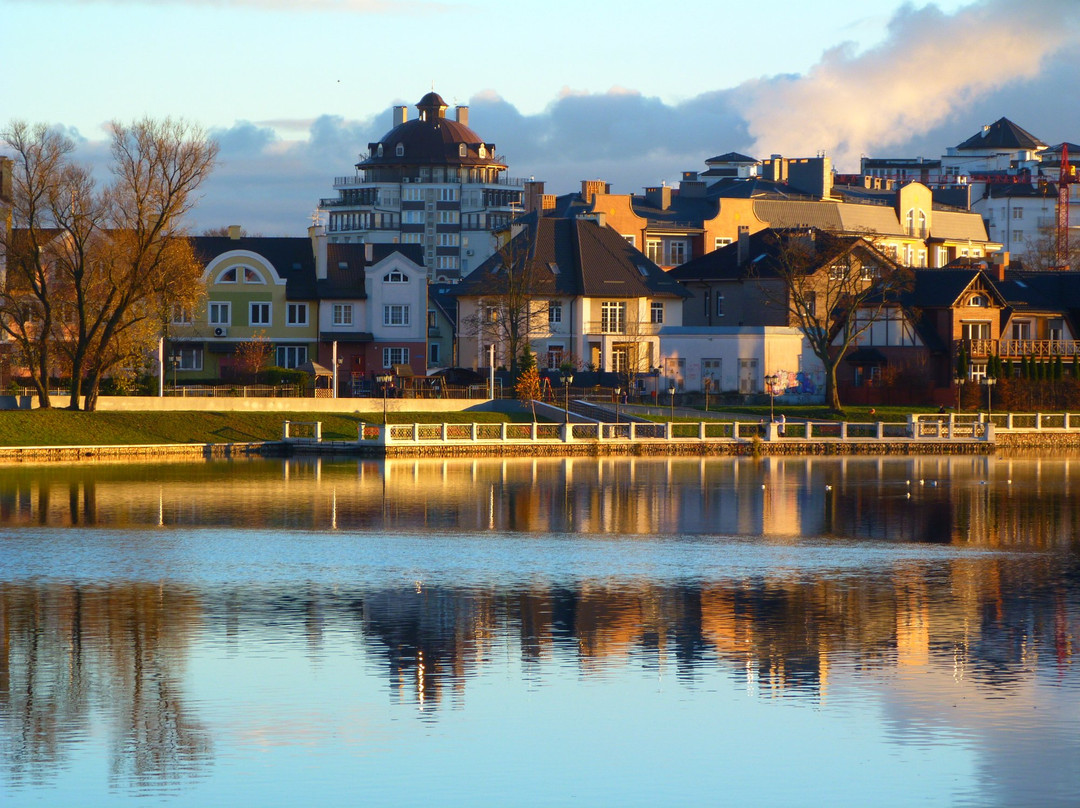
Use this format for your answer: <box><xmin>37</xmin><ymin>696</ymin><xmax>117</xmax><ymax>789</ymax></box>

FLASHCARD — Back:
<box><xmin>436</xmin><ymin>256</ymin><xmax>458</xmax><ymax>270</ymax></box>
<box><xmin>173</xmin><ymin>346</ymin><xmax>203</xmax><ymax>371</ymax></box>
<box><xmin>601</xmin><ymin>301</ymin><xmax>626</xmax><ymax>333</ymax></box>
<box><xmin>651</xmin><ymin>302</ymin><xmax>664</xmax><ymax>324</ymax></box>
<box><xmin>287</xmin><ymin>303</ymin><xmax>308</xmax><ymax>326</ymax></box>
<box><xmin>395</xmin><ymin>143</ymin><xmax>404</xmax><ymax>157</ymax></box>
<box><xmin>249</xmin><ymin>302</ymin><xmax>271</xmax><ymax>326</ymax></box>
<box><xmin>622</xmin><ymin>234</ymin><xmax>636</xmax><ymax>247</ymax></box>
<box><xmin>439</xmin><ymin>188</ymin><xmax>458</xmax><ymax>202</ymax></box>
<box><xmin>383</xmin><ymin>347</ymin><xmax>409</xmax><ymax>367</ymax></box>
<box><xmin>244</xmin><ymin>267</ymin><xmax>265</xmax><ymax>284</ymax></box>
<box><xmin>276</xmin><ymin>345</ymin><xmax>307</xmax><ymax>369</ymax></box>
<box><xmin>403</xmin><ymin>187</ymin><xmax>422</xmax><ymax>202</ymax></box>
<box><xmin>646</xmin><ymin>240</ymin><xmax>662</xmax><ymax>263</ymax></box>
<box><xmin>332</xmin><ymin>304</ymin><xmax>353</xmax><ymax>326</ymax></box>
<box><xmin>548</xmin><ymin>302</ymin><xmax>562</xmax><ymax>325</ymax></box>
<box><xmin>438</xmin><ymin>210</ymin><xmax>459</xmax><ymax>224</ymax></box>
<box><xmin>715</xmin><ymin>237</ymin><xmax>733</xmax><ymax>250</ymax></box>
<box><xmin>668</xmin><ymin>240</ymin><xmax>687</xmax><ymax>265</ymax></box>
<box><xmin>208</xmin><ymin>301</ymin><xmax>231</xmax><ymax>325</ymax></box>
<box><xmin>547</xmin><ymin>345</ymin><xmax>564</xmax><ymax>369</ymax></box>
<box><xmin>716</xmin><ymin>292</ymin><xmax>724</xmax><ymax>317</ymax></box>
<box><xmin>217</xmin><ymin>267</ymin><xmax>237</xmax><ymax>283</ymax></box>
<box><xmin>438</xmin><ymin>233</ymin><xmax>459</xmax><ymax>247</ymax></box>
<box><xmin>383</xmin><ymin>270</ymin><xmax>408</xmax><ymax>283</ymax></box>
<box><xmin>1013</xmin><ymin>207</ymin><xmax>1023</xmax><ymax>219</ymax></box>
<box><xmin>384</xmin><ymin>304</ymin><xmax>410</xmax><ymax>326</ymax></box>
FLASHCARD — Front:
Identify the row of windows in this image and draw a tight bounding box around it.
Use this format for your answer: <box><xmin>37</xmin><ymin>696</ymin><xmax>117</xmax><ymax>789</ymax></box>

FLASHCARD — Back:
<box><xmin>173</xmin><ymin>344</ymin><xmax>411</xmax><ymax>371</ymax></box>
<box><xmin>192</xmin><ymin>301</ymin><xmax>411</xmax><ymax>328</ymax></box>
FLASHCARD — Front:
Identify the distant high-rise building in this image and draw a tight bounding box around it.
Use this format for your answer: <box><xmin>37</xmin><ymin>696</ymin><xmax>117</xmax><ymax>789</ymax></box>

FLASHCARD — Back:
<box><xmin>320</xmin><ymin>91</ymin><xmax>527</xmax><ymax>282</ymax></box>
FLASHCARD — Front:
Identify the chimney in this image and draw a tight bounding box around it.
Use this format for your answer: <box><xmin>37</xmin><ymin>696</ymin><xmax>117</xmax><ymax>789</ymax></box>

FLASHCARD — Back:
<box><xmin>393</xmin><ymin>105</ymin><xmax>408</xmax><ymax>127</ymax></box>
<box><xmin>736</xmin><ymin>225</ymin><xmax>750</xmax><ymax>266</ymax></box>
<box><xmin>992</xmin><ymin>251</ymin><xmax>1010</xmax><ymax>282</ymax></box>
<box><xmin>580</xmin><ymin>179</ymin><xmax>610</xmax><ymax>203</ymax></box>
<box><xmin>365</xmin><ymin>243</ymin><xmax>374</xmax><ymax>263</ymax></box>
<box><xmin>645</xmin><ymin>185</ymin><xmax>672</xmax><ymax>210</ymax></box>
<box><xmin>309</xmin><ymin>225</ymin><xmax>328</xmax><ymax>280</ymax></box>
<box><xmin>455</xmin><ymin>106</ymin><xmax>469</xmax><ymax>126</ymax></box>
<box><xmin>228</xmin><ymin>224</ymin><xmax>243</xmax><ymax>240</ymax></box>
<box><xmin>0</xmin><ymin>156</ymin><xmax>12</xmax><ymax>204</ymax></box>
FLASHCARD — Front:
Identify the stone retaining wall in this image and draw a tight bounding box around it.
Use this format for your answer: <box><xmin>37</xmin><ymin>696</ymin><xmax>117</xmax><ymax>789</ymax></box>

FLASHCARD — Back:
<box><xmin>0</xmin><ymin>442</ymin><xmax>279</xmax><ymax>463</ymax></box>
<box><xmin>372</xmin><ymin>440</ymin><xmax>995</xmax><ymax>459</ymax></box>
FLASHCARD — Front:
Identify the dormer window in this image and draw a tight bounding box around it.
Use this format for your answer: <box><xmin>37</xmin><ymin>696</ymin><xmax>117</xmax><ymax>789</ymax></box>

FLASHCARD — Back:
<box><xmin>459</xmin><ymin>143</ymin><xmax>467</xmax><ymax>158</ymax></box>
<box><xmin>969</xmin><ymin>294</ymin><xmax>989</xmax><ymax>307</ymax></box>
<box><xmin>478</xmin><ymin>144</ymin><xmax>487</xmax><ymax>158</ymax></box>
<box><xmin>383</xmin><ymin>270</ymin><xmax>408</xmax><ymax>283</ymax></box>
<box><xmin>377</xmin><ymin>144</ymin><xmax>384</xmax><ymax>157</ymax></box>
<box><xmin>395</xmin><ymin>143</ymin><xmax>404</xmax><ymax>157</ymax></box>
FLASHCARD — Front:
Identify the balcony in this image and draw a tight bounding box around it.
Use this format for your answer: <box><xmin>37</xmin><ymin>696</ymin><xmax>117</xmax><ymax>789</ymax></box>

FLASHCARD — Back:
<box><xmin>962</xmin><ymin>338</ymin><xmax>1080</xmax><ymax>358</ymax></box>
<box><xmin>583</xmin><ymin>321</ymin><xmax>663</xmax><ymax>336</ymax></box>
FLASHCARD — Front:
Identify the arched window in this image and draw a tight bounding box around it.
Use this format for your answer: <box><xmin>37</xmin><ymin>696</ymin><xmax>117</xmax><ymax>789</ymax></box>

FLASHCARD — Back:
<box><xmin>217</xmin><ymin>267</ymin><xmax>237</xmax><ymax>283</ymax></box>
<box><xmin>478</xmin><ymin>144</ymin><xmax>487</xmax><ymax>159</ymax></box>
<box><xmin>243</xmin><ymin>267</ymin><xmax>265</xmax><ymax>284</ymax></box>
<box><xmin>905</xmin><ymin>209</ymin><xmax>915</xmax><ymax>235</ymax></box>
<box><xmin>377</xmin><ymin>144</ymin><xmax>384</xmax><ymax>157</ymax></box>
<box><xmin>918</xmin><ymin>210</ymin><xmax>928</xmax><ymax>237</ymax></box>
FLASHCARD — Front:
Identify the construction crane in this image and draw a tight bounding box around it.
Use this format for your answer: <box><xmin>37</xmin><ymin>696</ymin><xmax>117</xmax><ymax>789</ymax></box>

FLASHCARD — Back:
<box><xmin>1058</xmin><ymin>144</ymin><xmax>1078</xmax><ymax>268</ymax></box>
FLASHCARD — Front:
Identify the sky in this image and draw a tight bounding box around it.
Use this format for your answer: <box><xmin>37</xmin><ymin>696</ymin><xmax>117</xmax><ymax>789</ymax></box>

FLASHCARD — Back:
<box><xmin>3</xmin><ymin>0</ymin><xmax>1080</xmax><ymax>235</ymax></box>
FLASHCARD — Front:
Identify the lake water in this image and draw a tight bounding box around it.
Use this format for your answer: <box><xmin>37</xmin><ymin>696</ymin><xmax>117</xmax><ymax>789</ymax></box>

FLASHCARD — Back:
<box><xmin>1</xmin><ymin>455</ymin><xmax>1078</xmax><ymax>807</ymax></box>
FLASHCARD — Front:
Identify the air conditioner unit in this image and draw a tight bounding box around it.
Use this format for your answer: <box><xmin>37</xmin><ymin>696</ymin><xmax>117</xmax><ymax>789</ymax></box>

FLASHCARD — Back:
<box><xmin>214</xmin><ymin>327</ymin><xmax>228</xmax><ymax>338</ymax></box>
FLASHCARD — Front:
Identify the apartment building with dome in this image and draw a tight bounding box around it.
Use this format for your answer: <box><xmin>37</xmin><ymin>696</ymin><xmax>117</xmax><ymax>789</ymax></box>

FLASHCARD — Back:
<box><xmin>320</xmin><ymin>91</ymin><xmax>529</xmax><ymax>282</ymax></box>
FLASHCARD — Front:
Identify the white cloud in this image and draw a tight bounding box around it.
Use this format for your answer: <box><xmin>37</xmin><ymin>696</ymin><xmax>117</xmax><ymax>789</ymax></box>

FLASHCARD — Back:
<box><xmin>37</xmin><ymin>0</ymin><xmax>1080</xmax><ymax>235</ymax></box>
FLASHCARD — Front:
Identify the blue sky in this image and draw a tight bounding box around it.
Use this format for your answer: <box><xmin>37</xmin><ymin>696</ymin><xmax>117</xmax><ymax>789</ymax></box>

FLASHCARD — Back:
<box><xmin>4</xmin><ymin>0</ymin><xmax>1079</xmax><ymax>234</ymax></box>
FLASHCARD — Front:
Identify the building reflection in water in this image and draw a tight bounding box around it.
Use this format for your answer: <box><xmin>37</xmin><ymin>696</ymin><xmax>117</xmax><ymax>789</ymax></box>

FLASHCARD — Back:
<box><xmin>1</xmin><ymin>454</ymin><xmax>1080</xmax><ymax>547</ymax></box>
<box><xmin>0</xmin><ymin>455</ymin><xmax>1077</xmax><ymax>794</ymax></box>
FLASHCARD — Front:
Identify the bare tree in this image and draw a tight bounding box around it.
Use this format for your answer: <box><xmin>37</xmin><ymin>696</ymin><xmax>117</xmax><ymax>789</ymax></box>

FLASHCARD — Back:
<box><xmin>464</xmin><ymin>222</ymin><xmax>548</xmax><ymax>375</ymax></box>
<box><xmin>76</xmin><ymin>119</ymin><xmax>217</xmax><ymax>409</ymax></box>
<box><xmin>753</xmin><ymin>230</ymin><xmax>912</xmax><ymax>413</ymax></box>
<box><xmin>233</xmin><ymin>331</ymin><xmax>273</xmax><ymax>383</ymax></box>
<box><xmin>1</xmin><ymin>118</ymin><xmax>216</xmax><ymax>410</ymax></box>
<box><xmin>0</xmin><ymin>122</ymin><xmax>75</xmax><ymax>406</ymax></box>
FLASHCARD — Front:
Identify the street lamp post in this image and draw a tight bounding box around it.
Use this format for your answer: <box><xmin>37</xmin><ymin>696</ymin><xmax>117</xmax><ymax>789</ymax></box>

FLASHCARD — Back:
<box><xmin>171</xmin><ymin>354</ymin><xmax>179</xmax><ymax>392</ymax></box>
<box><xmin>614</xmin><ymin>386</ymin><xmax>621</xmax><ymax>424</ymax></box>
<box><xmin>376</xmin><ymin>373</ymin><xmax>393</xmax><ymax>423</ymax></box>
<box><xmin>954</xmin><ymin>375</ymin><xmax>966</xmax><ymax>412</ymax></box>
<box><xmin>562</xmin><ymin>372</ymin><xmax>574</xmax><ymax>425</ymax></box>
<box><xmin>669</xmin><ymin>385</ymin><xmax>676</xmax><ymax>422</ymax></box>
<box><xmin>764</xmin><ymin>373</ymin><xmax>779</xmax><ymax>423</ymax></box>
<box><xmin>983</xmin><ymin>377</ymin><xmax>997</xmax><ymax>420</ymax></box>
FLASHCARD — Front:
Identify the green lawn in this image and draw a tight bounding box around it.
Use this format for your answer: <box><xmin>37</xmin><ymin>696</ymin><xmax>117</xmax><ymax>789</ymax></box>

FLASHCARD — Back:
<box><xmin>0</xmin><ymin>410</ymin><xmax>531</xmax><ymax>447</ymax></box>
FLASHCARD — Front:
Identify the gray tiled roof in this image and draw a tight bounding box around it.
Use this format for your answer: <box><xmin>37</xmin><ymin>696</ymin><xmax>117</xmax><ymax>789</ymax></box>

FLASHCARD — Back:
<box><xmin>955</xmin><ymin>118</ymin><xmax>1046</xmax><ymax>151</ymax></box>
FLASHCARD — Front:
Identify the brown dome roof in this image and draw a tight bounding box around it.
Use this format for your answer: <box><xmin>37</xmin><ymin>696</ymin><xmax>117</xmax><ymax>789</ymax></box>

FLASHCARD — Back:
<box><xmin>358</xmin><ymin>92</ymin><xmax>506</xmax><ymax>170</ymax></box>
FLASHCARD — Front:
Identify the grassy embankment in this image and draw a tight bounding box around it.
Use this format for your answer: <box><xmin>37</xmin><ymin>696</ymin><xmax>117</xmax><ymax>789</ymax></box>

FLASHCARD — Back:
<box><xmin>683</xmin><ymin>404</ymin><xmax>944</xmax><ymax>422</ymax></box>
<box><xmin>0</xmin><ymin>410</ymin><xmax>530</xmax><ymax>447</ymax></box>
